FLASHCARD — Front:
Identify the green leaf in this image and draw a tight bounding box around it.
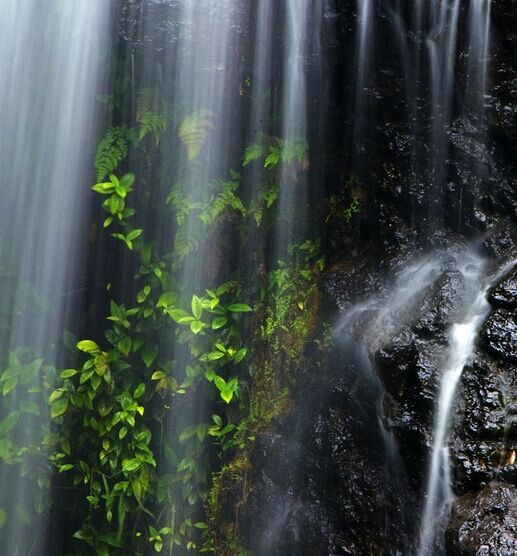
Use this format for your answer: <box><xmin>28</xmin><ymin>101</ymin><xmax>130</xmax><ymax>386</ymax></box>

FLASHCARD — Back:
<box><xmin>106</xmin><ymin>194</ymin><xmax>124</xmax><ymax>215</ymax></box>
<box><xmin>157</xmin><ymin>292</ymin><xmax>176</xmax><ymax>308</ymax></box>
<box><xmin>118</xmin><ymin>336</ymin><xmax>132</xmax><ymax>357</ymax></box>
<box><xmin>92</xmin><ymin>182</ymin><xmax>115</xmax><ymax>194</ymax></box>
<box><xmin>226</xmin><ymin>303</ymin><xmax>252</xmax><ymax>313</ymax></box>
<box><xmin>190</xmin><ymin>320</ymin><xmax>203</xmax><ymax>334</ymax></box>
<box><xmin>234</xmin><ymin>348</ymin><xmax>247</xmax><ymax>363</ymax></box>
<box><xmin>96</xmin><ymin>545</ymin><xmax>109</xmax><ymax>556</ymax></box>
<box><xmin>122</xmin><ymin>459</ymin><xmax>141</xmax><ymax>473</ymax></box>
<box><xmin>220</xmin><ymin>389</ymin><xmax>234</xmax><ymax>404</ymax></box>
<box><xmin>151</xmin><ymin>371</ymin><xmax>167</xmax><ymax>380</ymax></box>
<box><xmin>2</xmin><ymin>378</ymin><xmax>17</xmax><ymax>396</ymax></box>
<box><xmin>127</xmin><ymin>228</ymin><xmax>143</xmax><ymax>241</ymax></box>
<box><xmin>60</xmin><ymin>369</ymin><xmax>78</xmax><ymax>379</ymax></box>
<box><xmin>0</xmin><ymin>412</ymin><xmax>19</xmax><ymax>435</ymax></box>
<box><xmin>178</xmin><ymin>316</ymin><xmax>195</xmax><ymax>324</ymax></box>
<box><xmin>77</xmin><ymin>340</ymin><xmax>100</xmax><ymax>355</ymax></box>
<box><xmin>58</xmin><ymin>464</ymin><xmax>74</xmax><ymax>473</ymax></box>
<box><xmin>141</xmin><ymin>344</ymin><xmax>158</xmax><ymax>368</ymax></box>
<box><xmin>73</xmin><ymin>527</ymin><xmax>94</xmax><ymax>542</ymax></box>
<box><xmin>191</xmin><ymin>295</ymin><xmax>203</xmax><ymax>320</ymax></box>
<box><xmin>49</xmin><ymin>389</ymin><xmax>64</xmax><ymax>403</ymax></box>
<box><xmin>120</xmin><ymin>172</ymin><xmax>135</xmax><ymax>190</ymax></box>
<box><xmin>50</xmin><ymin>397</ymin><xmax>69</xmax><ymax>418</ymax></box>
<box><xmin>80</xmin><ymin>369</ymin><xmax>94</xmax><ymax>384</ymax></box>
<box><xmin>134</xmin><ymin>383</ymin><xmax>146</xmax><ymax>399</ymax></box>
<box><xmin>169</xmin><ymin>309</ymin><xmax>191</xmax><ymax>323</ymax></box>
<box><xmin>213</xmin><ymin>375</ymin><xmax>226</xmax><ymax>392</ymax></box>
<box><xmin>178</xmin><ymin>109</ymin><xmax>214</xmax><ymax>160</ymax></box>
<box><xmin>211</xmin><ymin>317</ymin><xmax>228</xmax><ymax>330</ymax></box>
<box><xmin>207</xmin><ymin>351</ymin><xmax>225</xmax><ymax>361</ymax></box>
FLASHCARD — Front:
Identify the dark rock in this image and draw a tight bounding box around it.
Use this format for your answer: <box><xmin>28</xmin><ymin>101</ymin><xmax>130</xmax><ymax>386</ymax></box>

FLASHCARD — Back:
<box><xmin>239</xmin><ymin>346</ymin><xmax>417</xmax><ymax>556</ymax></box>
<box><xmin>488</xmin><ymin>267</ymin><xmax>517</xmax><ymax>309</ymax></box>
<box><xmin>480</xmin><ymin>309</ymin><xmax>517</xmax><ymax>363</ymax></box>
<box><xmin>446</xmin><ymin>482</ymin><xmax>517</xmax><ymax>555</ymax></box>
<box><xmin>481</xmin><ymin>222</ymin><xmax>517</xmax><ymax>260</ymax></box>
<box><xmin>411</xmin><ymin>268</ymin><xmax>466</xmax><ymax>338</ymax></box>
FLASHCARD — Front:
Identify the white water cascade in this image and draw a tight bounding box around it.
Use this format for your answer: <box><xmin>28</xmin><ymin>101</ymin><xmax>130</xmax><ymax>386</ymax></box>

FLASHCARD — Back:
<box><xmin>417</xmin><ymin>254</ymin><xmax>516</xmax><ymax>555</ymax></box>
<box><xmin>0</xmin><ymin>1</ymin><xmax>110</xmax><ymax>553</ymax></box>
<box><xmin>275</xmin><ymin>0</ymin><xmax>322</xmax><ymax>259</ymax></box>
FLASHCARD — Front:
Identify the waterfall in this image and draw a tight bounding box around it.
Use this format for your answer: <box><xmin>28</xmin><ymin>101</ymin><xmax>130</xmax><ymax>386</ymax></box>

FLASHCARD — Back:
<box><xmin>275</xmin><ymin>0</ymin><xmax>322</xmax><ymax>259</ymax></box>
<box><xmin>0</xmin><ymin>1</ymin><xmax>513</xmax><ymax>553</ymax></box>
<box><xmin>0</xmin><ymin>1</ymin><xmax>110</xmax><ymax>553</ymax></box>
<box><xmin>417</xmin><ymin>254</ymin><xmax>515</xmax><ymax>555</ymax></box>
<box><xmin>353</xmin><ymin>0</ymin><xmax>375</xmax><ymax>153</ymax></box>
<box><xmin>336</xmin><ymin>255</ymin><xmax>445</xmax><ymax>550</ymax></box>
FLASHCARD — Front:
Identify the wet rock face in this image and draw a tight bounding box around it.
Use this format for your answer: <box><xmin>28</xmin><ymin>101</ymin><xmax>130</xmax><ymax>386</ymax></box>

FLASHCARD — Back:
<box><xmin>450</xmin><ymin>258</ymin><xmax>517</xmax><ymax>495</ymax></box>
<box><xmin>234</xmin><ymin>231</ymin><xmax>516</xmax><ymax>555</ymax></box>
<box><xmin>480</xmin><ymin>309</ymin><xmax>517</xmax><ymax>363</ymax></box>
<box><xmin>446</xmin><ymin>482</ymin><xmax>517</xmax><ymax>556</ymax></box>
<box><xmin>488</xmin><ymin>268</ymin><xmax>517</xmax><ymax>309</ymax></box>
<box><xmin>239</xmin><ymin>347</ymin><xmax>417</xmax><ymax>556</ymax></box>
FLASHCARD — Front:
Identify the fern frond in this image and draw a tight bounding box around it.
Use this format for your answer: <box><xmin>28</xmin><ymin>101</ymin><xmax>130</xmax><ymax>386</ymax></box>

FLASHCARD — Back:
<box><xmin>94</xmin><ymin>126</ymin><xmax>134</xmax><ymax>181</ymax></box>
<box><xmin>173</xmin><ymin>224</ymin><xmax>203</xmax><ymax>263</ymax></box>
<box><xmin>136</xmin><ymin>88</ymin><xmax>168</xmax><ymax>145</ymax></box>
<box><xmin>178</xmin><ymin>109</ymin><xmax>214</xmax><ymax>161</ymax></box>
<box><xmin>138</xmin><ymin>112</ymin><xmax>168</xmax><ymax>145</ymax></box>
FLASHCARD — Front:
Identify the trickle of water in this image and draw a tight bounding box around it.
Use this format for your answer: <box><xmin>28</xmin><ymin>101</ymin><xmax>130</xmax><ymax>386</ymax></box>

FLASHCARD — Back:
<box><xmin>275</xmin><ymin>0</ymin><xmax>323</xmax><ymax>259</ymax></box>
<box><xmin>336</xmin><ymin>254</ymin><xmax>447</xmax><ymax>546</ymax></box>
<box><xmin>417</xmin><ymin>255</ymin><xmax>516</xmax><ymax>556</ymax></box>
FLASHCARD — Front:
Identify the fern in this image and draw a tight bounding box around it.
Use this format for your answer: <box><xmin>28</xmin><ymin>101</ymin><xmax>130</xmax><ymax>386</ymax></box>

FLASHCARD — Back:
<box><xmin>167</xmin><ymin>183</ymin><xmax>202</xmax><ymax>225</ymax></box>
<box><xmin>248</xmin><ymin>184</ymin><xmax>278</xmax><ymax>225</ymax></box>
<box><xmin>94</xmin><ymin>126</ymin><xmax>135</xmax><ymax>181</ymax></box>
<box><xmin>178</xmin><ymin>109</ymin><xmax>214</xmax><ymax>161</ymax></box>
<box><xmin>136</xmin><ymin>89</ymin><xmax>168</xmax><ymax>145</ymax></box>
<box><xmin>173</xmin><ymin>224</ymin><xmax>204</xmax><ymax>263</ymax></box>
<box><xmin>197</xmin><ymin>179</ymin><xmax>245</xmax><ymax>225</ymax></box>
<box><xmin>264</xmin><ymin>137</ymin><xmax>309</xmax><ymax>170</ymax></box>
<box><xmin>243</xmin><ymin>142</ymin><xmax>265</xmax><ymax>166</ymax></box>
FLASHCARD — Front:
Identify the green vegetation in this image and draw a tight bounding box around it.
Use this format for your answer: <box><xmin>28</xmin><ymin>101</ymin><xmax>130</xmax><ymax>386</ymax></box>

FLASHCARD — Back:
<box><xmin>0</xmin><ymin>74</ymin><xmax>334</xmax><ymax>554</ymax></box>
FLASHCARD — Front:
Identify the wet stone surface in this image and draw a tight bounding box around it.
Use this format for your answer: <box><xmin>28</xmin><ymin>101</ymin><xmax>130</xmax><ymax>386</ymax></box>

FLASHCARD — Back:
<box><xmin>446</xmin><ymin>482</ymin><xmax>517</xmax><ymax>556</ymax></box>
<box><xmin>480</xmin><ymin>309</ymin><xmax>517</xmax><ymax>364</ymax></box>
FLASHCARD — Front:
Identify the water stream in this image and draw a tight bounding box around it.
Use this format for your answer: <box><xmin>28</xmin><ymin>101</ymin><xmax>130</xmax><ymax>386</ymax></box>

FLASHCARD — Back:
<box><xmin>0</xmin><ymin>1</ymin><xmax>110</xmax><ymax>553</ymax></box>
<box><xmin>418</xmin><ymin>255</ymin><xmax>515</xmax><ymax>555</ymax></box>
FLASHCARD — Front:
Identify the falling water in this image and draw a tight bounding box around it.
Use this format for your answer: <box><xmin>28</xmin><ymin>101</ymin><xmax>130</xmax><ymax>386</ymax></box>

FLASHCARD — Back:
<box><xmin>275</xmin><ymin>0</ymin><xmax>323</xmax><ymax>259</ymax></box>
<box><xmin>336</xmin><ymin>255</ymin><xmax>446</xmax><ymax>550</ymax></box>
<box><xmin>0</xmin><ymin>1</ymin><xmax>511</xmax><ymax>553</ymax></box>
<box><xmin>353</xmin><ymin>0</ymin><xmax>375</xmax><ymax>157</ymax></box>
<box><xmin>0</xmin><ymin>1</ymin><xmax>110</xmax><ymax>553</ymax></box>
<box><xmin>385</xmin><ymin>0</ymin><xmax>492</xmax><ymax>232</ymax></box>
<box><xmin>238</xmin><ymin>0</ymin><xmax>274</xmax><ymax>289</ymax></box>
<box><xmin>417</xmin><ymin>254</ymin><xmax>515</xmax><ymax>555</ymax></box>
<box><xmin>466</xmin><ymin>0</ymin><xmax>492</xmax><ymax>116</ymax></box>
<box><xmin>426</xmin><ymin>0</ymin><xmax>461</xmax><ymax>199</ymax></box>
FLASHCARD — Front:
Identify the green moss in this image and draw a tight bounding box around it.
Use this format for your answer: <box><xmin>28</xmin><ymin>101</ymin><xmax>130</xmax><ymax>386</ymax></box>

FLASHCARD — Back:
<box><xmin>206</xmin><ymin>248</ymin><xmax>327</xmax><ymax>554</ymax></box>
<box><xmin>206</xmin><ymin>454</ymin><xmax>251</xmax><ymax>555</ymax></box>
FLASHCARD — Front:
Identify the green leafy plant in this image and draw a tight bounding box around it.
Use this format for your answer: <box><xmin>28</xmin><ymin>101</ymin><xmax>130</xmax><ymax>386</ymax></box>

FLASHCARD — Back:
<box><xmin>95</xmin><ymin>127</ymin><xmax>136</xmax><ymax>182</ymax></box>
<box><xmin>178</xmin><ymin>109</ymin><xmax>215</xmax><ymax>161</ymax></box>
<box><xmin>136</xmin><ymin>89</ymin><xmax>169</xmax><ymax>146</ymax></box>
